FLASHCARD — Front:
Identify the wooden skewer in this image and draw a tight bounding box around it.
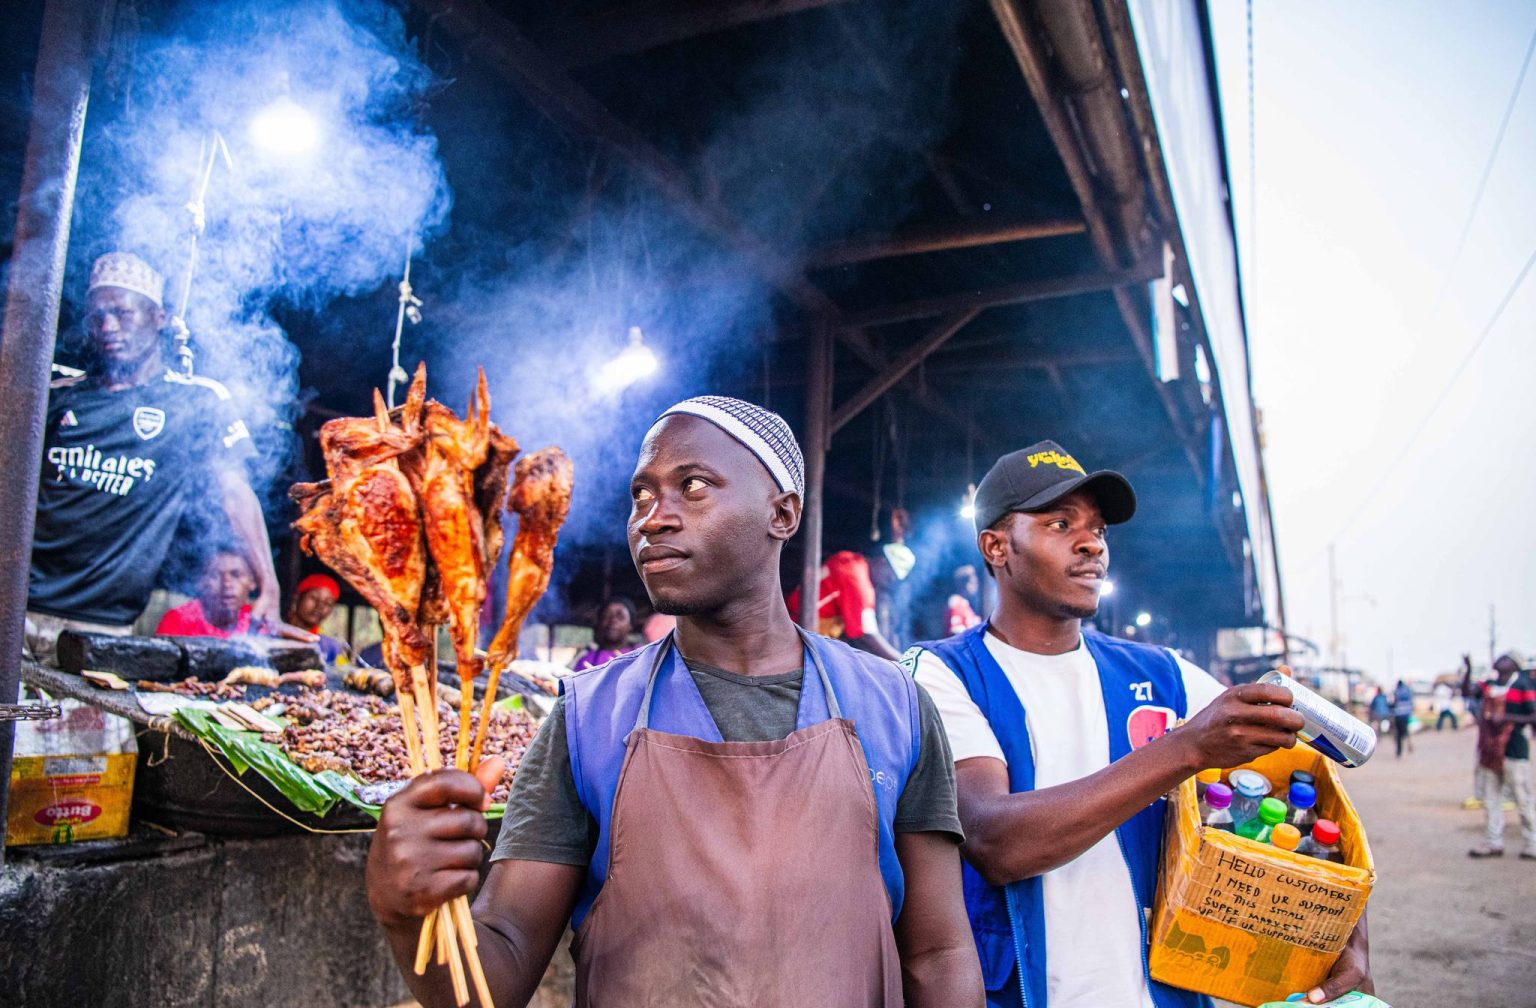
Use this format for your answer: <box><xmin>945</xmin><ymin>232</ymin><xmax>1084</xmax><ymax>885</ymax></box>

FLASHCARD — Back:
<box><xmin>451</xmin><ymin>896</ymin><xmax>494</xmax><ymax>1008</ymax></box>
<box><xmin>441</xmin><ymin>902</ymin><xmax>470</xmax><ymax>1006</ymax></box>
<box><xmin>436</xmin><ymin>905</ymin><xmax>451</xmax><ymax>968</ymax></box>
<box><xmin>468</xmin><ymin>657</ymin><xmax>507</xmax><ymax>771</ymax></box>
<box><xmin>455</xmin><ymin>662</ymin><xmax>476</xmax><ymax>770</ymax></box>
<box><xmin>413</xmin><ymin>908</ymin><xmax>437</xmax><ymax>975</ymax></box>
<box><xmin>397</xmin><ymin>688</ymin><xmax>425</xmax><ymax>775</ymax></box>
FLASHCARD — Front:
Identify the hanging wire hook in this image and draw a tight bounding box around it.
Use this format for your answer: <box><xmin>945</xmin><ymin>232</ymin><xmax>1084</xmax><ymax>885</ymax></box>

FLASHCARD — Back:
<box><xmin>386</xmin><ymin>236</ymin><xmax>422</xmax><ymax>409</ymax></box>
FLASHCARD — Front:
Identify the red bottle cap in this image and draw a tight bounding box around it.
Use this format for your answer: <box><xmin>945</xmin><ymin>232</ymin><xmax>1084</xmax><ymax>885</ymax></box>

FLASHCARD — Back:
<box><xmin>1312</xmin><ymin>819</ymin><xmax>1341</xmax><ymax>845</ymax></box>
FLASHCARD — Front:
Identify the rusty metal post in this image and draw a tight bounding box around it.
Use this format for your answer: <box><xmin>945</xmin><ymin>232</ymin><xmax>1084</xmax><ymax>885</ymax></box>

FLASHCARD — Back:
<box><xmin>798</xmin><ymin>321</ymin><xmax>832</xmax><ymax>630</ymax></box>
<box><xmin>0</xmin><ymin>0</ymin><xmax>95</xmax><ymax>865</ymax></box>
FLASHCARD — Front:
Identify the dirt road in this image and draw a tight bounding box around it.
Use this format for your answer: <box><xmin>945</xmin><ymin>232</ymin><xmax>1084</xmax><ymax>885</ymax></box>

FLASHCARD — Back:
<box><xmin>1308</xmin><ymin>722</ymin><xmax>1536</xmax><ymax>1007</ymax></box>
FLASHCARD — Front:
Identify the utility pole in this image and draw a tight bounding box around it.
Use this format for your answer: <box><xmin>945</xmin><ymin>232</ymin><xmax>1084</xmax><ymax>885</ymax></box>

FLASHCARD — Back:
<box><xmin>1489</xmin><ymin>604</ymin><xmax>1497</xmax><ymax>665</ymax></box>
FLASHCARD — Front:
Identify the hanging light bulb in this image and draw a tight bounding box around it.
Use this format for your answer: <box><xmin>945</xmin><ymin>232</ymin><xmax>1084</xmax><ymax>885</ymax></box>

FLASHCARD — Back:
<box><xmin>958</xmin><ymin>482</ymin><xmax>978</xmax><ymax>521</ymax></box>
<box><xmin>594</xmin><ymin>326</ymin><xmax>660</xmax><ymax>395</ymax></box>
<box><xmin>249</xmin><ymin>96</ymin><xmax>323</xmax><ymax>158</ymax></box>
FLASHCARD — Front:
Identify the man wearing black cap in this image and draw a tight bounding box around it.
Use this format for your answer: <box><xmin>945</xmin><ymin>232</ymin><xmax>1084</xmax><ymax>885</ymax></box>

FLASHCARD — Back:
<box><xmin>904</xmin><ymin>441</ymin><xmax>1372</xmax><ymax>1007</ymax></box>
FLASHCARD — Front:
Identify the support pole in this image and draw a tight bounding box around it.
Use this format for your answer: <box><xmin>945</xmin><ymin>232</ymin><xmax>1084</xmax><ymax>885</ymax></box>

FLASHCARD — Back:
<box><xmin>798</xmin><ymin>321</ymin><xmax>833</xmax><ymax>630</ymax></box>
<box><xmin>0</xmin><ymin>0</ymin><xmax>95</xmax><ymax>868</ymax></box>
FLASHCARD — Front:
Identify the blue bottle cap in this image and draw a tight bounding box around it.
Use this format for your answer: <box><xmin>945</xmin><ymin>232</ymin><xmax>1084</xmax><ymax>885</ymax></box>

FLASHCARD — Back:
<box><xmin>1288</xmin><ymin>781</ymin><xmax>1317</xmax><ymax>809</ymax></box>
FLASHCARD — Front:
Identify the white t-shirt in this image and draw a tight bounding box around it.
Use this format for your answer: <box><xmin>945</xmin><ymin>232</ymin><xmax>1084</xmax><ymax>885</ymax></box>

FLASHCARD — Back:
<box><xmin>912</xmin><ymin>633</ymin><xmax>1227</xmax><ymax>1008</ymax></box>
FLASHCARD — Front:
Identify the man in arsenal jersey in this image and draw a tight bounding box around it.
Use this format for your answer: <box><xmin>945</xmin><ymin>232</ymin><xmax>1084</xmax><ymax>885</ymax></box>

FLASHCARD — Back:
<box><xmin>25</xmin><ymin>252</ymin><xmax>303</xmax><ymax>662</ymax></box>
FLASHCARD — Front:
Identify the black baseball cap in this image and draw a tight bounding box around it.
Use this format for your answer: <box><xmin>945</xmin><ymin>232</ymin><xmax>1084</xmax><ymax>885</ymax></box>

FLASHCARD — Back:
<box><xmin>973</xmin><ymin>440</ymin><xmax>1136</xmax><ymax>535</ymax></box>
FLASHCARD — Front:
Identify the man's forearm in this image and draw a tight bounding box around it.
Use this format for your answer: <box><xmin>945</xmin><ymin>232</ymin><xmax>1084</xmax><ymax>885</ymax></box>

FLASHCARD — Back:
<box><xmin>964</xmin><ymin>731</ymin><xmax>1200</xmax><ymax>885</ymax></box>
<box><xmin>218</xmin><ymin>470</ymin><xmax>279</xmax><ymax>598</ymax></box>
<box><xmin>904</xmin><ymin>945</ymin><xmax>984</xmax><ymax>1008</ymax></box>
<box><xmin>382</xmin><ymin>911</ymin><xmax>556</xmax><ymax>1008</ymax></box>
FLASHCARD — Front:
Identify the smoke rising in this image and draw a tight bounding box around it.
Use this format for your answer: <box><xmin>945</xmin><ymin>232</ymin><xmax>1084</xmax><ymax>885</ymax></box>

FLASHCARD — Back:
<box><xmin>427</xmin><ymin>0</ymin><xmax>968</xmax><ymax>571</ymax></box>
<box><xmin>70</xmin><ymin>0</ymin><xmax>451</xmax><ymax>505</ymax></box>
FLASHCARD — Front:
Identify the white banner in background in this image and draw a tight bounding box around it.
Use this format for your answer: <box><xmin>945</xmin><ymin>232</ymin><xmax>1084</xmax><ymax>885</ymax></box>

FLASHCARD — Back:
<box><xmin>1126</xmin><ymin>0</ymin><xmax>1279</xmax><ymax>624</ymax></box>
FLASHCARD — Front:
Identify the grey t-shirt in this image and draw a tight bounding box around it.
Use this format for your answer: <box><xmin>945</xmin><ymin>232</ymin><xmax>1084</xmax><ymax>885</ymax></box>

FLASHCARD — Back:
<box><xmin>492</xmin><ymin>659</ymin><xmax>962</xmax><ymax>866</ymax></box>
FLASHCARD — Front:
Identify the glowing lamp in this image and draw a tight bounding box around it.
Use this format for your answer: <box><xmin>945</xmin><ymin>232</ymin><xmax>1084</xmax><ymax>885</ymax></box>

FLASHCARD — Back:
<box><xmin>594</xmin><ymin>326</ymin><xmax>659</xmax><ymax>395</ymax></box>
<box><xmin>249</xmin><ymin>97</ymin><xmax>322</xmax><ymax>157</ymax></box>
<box><xmin>958</xmin><ymin>483</ymin><xmax>978</xmax><ymax>521</ymax></box>
<box><xmin>1135</xmin><ymin>611</ymin><xmax>1152</xmax><ymax>628</ymax></box>
<box><xmin>1100</xmin><ymin>579</ymin><xmax>1115</xmax><ymax>598</ymax></box>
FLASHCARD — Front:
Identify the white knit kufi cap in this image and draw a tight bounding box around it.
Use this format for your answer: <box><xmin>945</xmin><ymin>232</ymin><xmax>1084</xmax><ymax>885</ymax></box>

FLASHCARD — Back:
<box><xmin>88</xmin><ymin>251</ymin><xmax>165</xmax><ymax>307</ymax></box>
<box><xmin>657</xmin><ymin>395</ymin><xmax>805</xmax><ymax>497</ymax></box>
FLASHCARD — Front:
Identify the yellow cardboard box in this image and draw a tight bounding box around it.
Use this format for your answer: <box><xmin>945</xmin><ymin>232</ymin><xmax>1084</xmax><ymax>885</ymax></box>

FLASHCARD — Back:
<box><xmin>6</xmin><ymin>751</ymin><xmax>136</xmax><ymax>845</ymax></box>
<box><xmin>1148</xmin><ymin>743</ymin><xmax>1375</xmax><ymax>1007</ymax></box>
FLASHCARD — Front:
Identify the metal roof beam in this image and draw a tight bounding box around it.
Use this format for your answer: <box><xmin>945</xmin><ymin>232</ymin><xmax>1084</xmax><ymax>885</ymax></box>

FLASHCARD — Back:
<box><xmin>810</xmin><ymin>214</ymin><xmax>1085</xmax><ymax>269</ymax></box>
<box><xmin>829</xmin><ymin>310</ymin><xmax>980</xmax><ymax>436</ymax></box>
<box><xmin>840</xmin><ymin>260</ymin><xmax>1160</xmax><ymax>329</ymax></box>
<box><xmin>554</xmin><ymin>0</ymin><xmax>851</xmax><ymax>68</ymax></box>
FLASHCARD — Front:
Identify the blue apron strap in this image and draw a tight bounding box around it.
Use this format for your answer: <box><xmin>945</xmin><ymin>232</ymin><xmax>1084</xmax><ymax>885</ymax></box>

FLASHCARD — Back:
<box><xmin>633</xmin><ymin>632</ymin><xmax>674</xmax><ymax>733</ymax></box>
<box><xmin>796</xmin><ymin>627</ymin><xmax>842</xmax><ymax>723</ymax></box>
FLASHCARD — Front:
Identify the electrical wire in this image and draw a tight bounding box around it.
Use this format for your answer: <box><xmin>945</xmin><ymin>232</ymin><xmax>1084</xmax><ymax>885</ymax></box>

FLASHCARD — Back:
<box><xmin>1337</xmin><ymin>239</ymin><xmax>1536</xmax><ymax>536</ymax></box>
<box><xmin>1428</xmin><ymin>22</ymin><xmax>1536</xmax><ymax>316</ymax></box>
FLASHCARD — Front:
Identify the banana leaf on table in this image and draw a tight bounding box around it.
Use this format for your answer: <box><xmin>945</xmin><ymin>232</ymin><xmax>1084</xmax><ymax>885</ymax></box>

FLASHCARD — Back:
<box><xmin>171</xmin><ymin>707</ymin><xmax>507</xmax><ymax>821</ymax></box>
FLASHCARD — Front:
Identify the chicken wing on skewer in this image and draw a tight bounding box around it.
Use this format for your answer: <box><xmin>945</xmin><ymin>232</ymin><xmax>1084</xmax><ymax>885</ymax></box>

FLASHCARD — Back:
<box><xmin>473</xmin><ymin>447</ymin><xmax>574</xmax><ymax>767</ymax></box>
<box><xmin>410</xmin><ymin>372</ymin><xmax>499</xmax><ymax>768</ymax></box>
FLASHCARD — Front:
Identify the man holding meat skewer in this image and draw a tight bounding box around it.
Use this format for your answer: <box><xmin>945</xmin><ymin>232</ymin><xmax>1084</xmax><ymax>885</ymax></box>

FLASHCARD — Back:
<box><xmin>367</xmin><ymin>396</ymin><xmax>984</xmax><ymax>1007</ymax></box>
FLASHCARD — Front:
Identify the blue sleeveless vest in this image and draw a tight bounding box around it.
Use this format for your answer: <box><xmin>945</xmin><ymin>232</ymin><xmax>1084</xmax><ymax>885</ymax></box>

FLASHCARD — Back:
<box><xmin>563</xmin><ymin>631</ymin><xmax>922</xmax><ymax>930</ymax></box>
<box><xmin>913</xmin><ymin>623</ymin><xmax>1209</xmax><ymax>1008</ymax></box>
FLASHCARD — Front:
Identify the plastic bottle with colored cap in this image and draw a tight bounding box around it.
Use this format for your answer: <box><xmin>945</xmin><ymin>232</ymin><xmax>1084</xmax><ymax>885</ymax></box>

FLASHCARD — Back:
<box><xmin>1235</xmin><ymin>797</ymin><xmax>1287</xmax><ymax>842</ymax></box>
<box><xmin>1228</xmin><ymin>769</ymin><xmax>1272</xmax><ymax>829</ymax></box>
<box><xmin>1200</xmin><ymin>782</ymin><xmax>1234</xmax><ymax>832</ymax></box>
<box><xmin>1269</xmin><ymin>823</ymin><xmax>1302</xmax><ymax>852</ymax></box>
<box><xmin>1286</xmin><ymin>781</ymin><xmax>1319</xmax><ymax>833</ymax></box>
<box><xmin>1195</xmin><ymin>767</ymin><xmax>1221</xmax><ymax>802</ymax></box>
<box><xmin>1297</xmin><ymin>819</ymin><xmax>1344</xmax><ymax>863</ymax></box>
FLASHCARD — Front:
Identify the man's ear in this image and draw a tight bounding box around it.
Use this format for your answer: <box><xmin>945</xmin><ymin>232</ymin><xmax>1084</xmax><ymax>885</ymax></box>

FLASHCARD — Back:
<box><xmin>977</xmin><ymin>519</ymin><xmax>1011</xmax><ymax>573</ymax></box>
<box><xmin>769</xmin><ymin>491</ymin><xmax>802</xmax><ymax>542</ymax></box>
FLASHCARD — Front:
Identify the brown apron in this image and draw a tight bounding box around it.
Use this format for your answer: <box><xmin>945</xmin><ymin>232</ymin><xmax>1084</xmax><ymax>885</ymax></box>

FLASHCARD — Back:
<box><xmin>572</xmin><ymin>637</ymin><xmax>905</xmax><ymax>1007</ymax></box>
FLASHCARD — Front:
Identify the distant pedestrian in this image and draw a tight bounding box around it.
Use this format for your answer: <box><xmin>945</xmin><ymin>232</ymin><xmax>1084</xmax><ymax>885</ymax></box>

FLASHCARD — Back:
<box><xmin>1392</xmin><ymin>680</ymin><xmax>1415</xmax><ymax>757</ymax></box>
<box><xmin>1369</xmin><ymin>688</ymin><xmax>1391</xmax><ymax>734</ymax></box>
<box><xmin>1468</xmin><ymin>651</ymin><xmax>1536</xmax><ymax>860</ymax></box>
<box><xmin>1434</xmin><ymin>681</ymin><xmax>1459</xmax><ymax>731</ymax></box>
<box><xmin>945</xmin><ymin>564</ymin><xmax>981</xmax><ymax>636</ymax></box>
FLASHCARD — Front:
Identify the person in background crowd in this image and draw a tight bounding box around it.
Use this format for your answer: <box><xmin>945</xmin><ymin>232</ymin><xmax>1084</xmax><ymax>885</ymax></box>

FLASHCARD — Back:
<box><xmin>366</xmin><ymin>395</ymin><xmax>983</xmax><ymax>1007</ymax></box>
<box><xmin>1368</xmin><ymin>687</ymin><xmax>1391</xmax><ymax>734</ymax></box>
<box><xmin>25</xmin><ymin>251</ymin><xmax>306</xmax><ymax>664</ymax></box>
<box><xmin>1433</xmin><ymin>679</ymin><xmax>1459</xmax><ymax>731</ymax></box>
<box><xmin>1468</xmin><ymin>651</ymin><xmax>1536</xmax><ymax>860</ymax></box>
<box><xmin>786</xmin><ymin>548</ymin><xmax>905</xmax><ymax>660</ymax></box>
<box><xmin>946</xmin><ymin>564</ymin><xmax>982</xmax><ymax>636</ymax></box>
<box><xmin>1459</xmin><ymin>653</ymin><xmax>1483</xmax><ymax>721</ymax></box>
<box><xmin>570</xmin><ymin>597</ymin><xmax>637</xmax><ymax>672</ymax></box>
<box><xmin>641</xmin><ymin>610</ymin><xmax>677</xmax><ymax>643</ymax></box>
<box><xmin>1392</xmin><ymin>679</ymin><xmax>1415</xmax><ymax>758</ymax></box>
<box><xmin>288</xmin><ymin>573</ymin><xmax>349</xmax><ymax>663</ymax></box>
<box><xmin>155</xmin><ymin>545</ymin><xmax>257</xmax><ymax>638</ymax></box>
<box><xmin>906</xmin><ymin>439</ymin><xmax>1371</xmax><ymax>1007</ymax></box>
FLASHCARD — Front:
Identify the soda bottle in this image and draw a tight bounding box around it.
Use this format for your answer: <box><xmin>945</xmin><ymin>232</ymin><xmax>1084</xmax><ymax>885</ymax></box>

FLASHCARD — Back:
<box><xmin>1279</xmin><ymin>768</ymin><xmax>1314</xmax><ymax>802</ymax></box>
<box><xmin>1195</xmin><ymin>767</ymin><xmax>1222</xmax><ymax>802</ymax></box>
<box><xmin>1201</xmin><ymin>782</ymin><xmax>1235</xmax><ymax>831</ymax></box>
<box><xmin>1270</xmin><ymin>823</ymin><xmax>1302</xmax><ymax>851</ymax></box>
<box><xmin>1286</xmin><ymin>781</ymin><xmax>1319</xmax><ymax>833</ymax></box>
<box><xmin>1297</xmin><ymin>819</ymin><xmax>1344</xmax><ymax>863</ymax></box>
<box><xmin>1228</xmin><ymin>769</ymin><xmax>1272</xmax><ymax>829</ymax></box>
<box><xmin>1257</xmin><ymin>670</ymin><xmax>1377</xmax><ymax>766</ymax></box>
<box><xmin>1236</xmin><ymin>797</ymin><xmax>1287</xmax><ymax>842</ymax></box>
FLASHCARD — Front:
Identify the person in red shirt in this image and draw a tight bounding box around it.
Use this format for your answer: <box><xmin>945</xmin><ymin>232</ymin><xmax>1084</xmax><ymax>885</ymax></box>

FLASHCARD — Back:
<box><xmin>946</xmin><ymin>564</ymin><xmax>982</xmax><ymax>636</ymax></box>
<box><xmin>155</xmin><ymin>546</ymin><xmax>256</xmax><ymax>638</ymax></box>
<box><xmin>785</xmin><ymin>549</ymin><xmax>904</xmax><ymax>660</ymax></box>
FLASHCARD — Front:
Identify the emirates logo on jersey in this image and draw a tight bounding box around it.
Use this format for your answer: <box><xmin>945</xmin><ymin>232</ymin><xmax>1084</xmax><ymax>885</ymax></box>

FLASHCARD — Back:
<box><xmin>132</xmin><ymin>406</ymin><xmax>166</xmax><ymax>440</ymax></box>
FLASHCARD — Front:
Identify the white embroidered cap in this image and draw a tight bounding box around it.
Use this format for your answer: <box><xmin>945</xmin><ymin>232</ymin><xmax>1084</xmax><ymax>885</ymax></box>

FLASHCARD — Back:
<box><xmin>656</xmin><ymin>395</ymin><xmax>805</xmax><ymax>497</ymax></box>
<box><xmin>88</xmin><ymin>251</ymin><xmax>165</xmax><ymax>307</ymax></box>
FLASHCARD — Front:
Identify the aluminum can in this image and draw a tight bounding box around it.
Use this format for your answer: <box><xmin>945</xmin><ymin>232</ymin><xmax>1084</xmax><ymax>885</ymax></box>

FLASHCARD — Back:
<box><xmin>1258</xmin><ymin>670</ymin><xmax>1376</xmax><ymax>767</ymax></box>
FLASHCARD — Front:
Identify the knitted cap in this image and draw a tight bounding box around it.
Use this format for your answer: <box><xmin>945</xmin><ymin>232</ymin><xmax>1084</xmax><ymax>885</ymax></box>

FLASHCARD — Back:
<box><xmin>656</xmin><ymin>395</ymin><xmax>805</xmax><ymax>497</ymax></box>
<box><xmin>88</xmin><ymin>251</ymin><xmax>165</xmax><ymax>307</ymax></box>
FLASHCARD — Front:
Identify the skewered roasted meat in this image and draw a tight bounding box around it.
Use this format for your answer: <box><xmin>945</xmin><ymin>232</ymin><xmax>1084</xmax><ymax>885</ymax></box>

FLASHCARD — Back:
<box><xmin>474</xmin><ymin>447</ymin><xmax>573</xmax><ymax>764</ymax></box>
<box><xmin>137</xmin><ymin>677</ymin><xmax>246</xmax><ymax>700</ymax></box>
<box><xmin>292</xmin><ymin>366</ymin><xmax>430</xmax><ymax>690</ymax></box>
